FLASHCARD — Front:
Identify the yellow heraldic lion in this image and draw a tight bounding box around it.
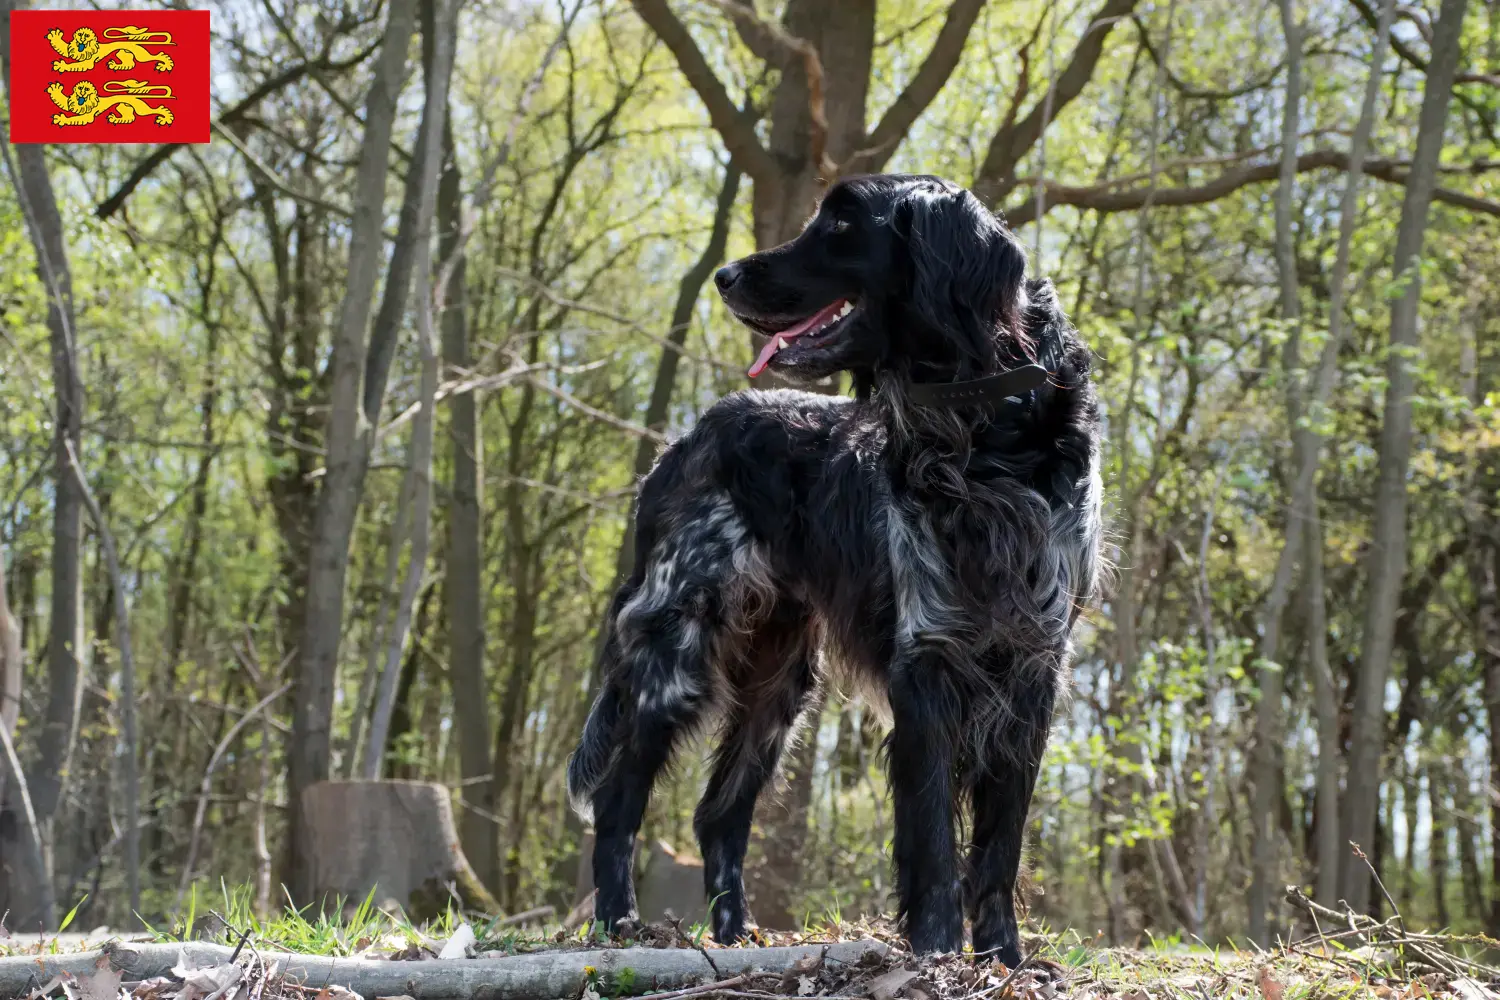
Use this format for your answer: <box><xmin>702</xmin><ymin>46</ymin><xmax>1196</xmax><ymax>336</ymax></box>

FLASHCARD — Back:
<box><xmin>48</xmin><ymin>80</ymin><xmax>175</xmax><ymax>127</ymax></box>
<box><xmin>46</xmin><ymin>26</ymin><xmax>175</xmax><ymax>73</ymax></box>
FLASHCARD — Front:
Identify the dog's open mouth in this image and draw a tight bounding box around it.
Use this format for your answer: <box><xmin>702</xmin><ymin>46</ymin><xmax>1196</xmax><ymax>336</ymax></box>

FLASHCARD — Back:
<box><xmin>743</xmin><ymin>299</ymin><xmax>855</xmax><ymax>378</ymax></box>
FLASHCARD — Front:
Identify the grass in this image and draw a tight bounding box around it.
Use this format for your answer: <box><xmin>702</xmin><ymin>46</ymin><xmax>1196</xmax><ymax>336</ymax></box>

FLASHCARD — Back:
<box><xmin>5</xmin><ymin>885</ymin><xmax>1496</xmax><ymax>998</ymax></box>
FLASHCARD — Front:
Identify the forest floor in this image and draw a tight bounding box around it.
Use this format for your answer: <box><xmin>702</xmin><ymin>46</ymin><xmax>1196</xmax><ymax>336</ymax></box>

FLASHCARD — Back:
<box><xmin>4</xmin><ymin>896</ymin><xmax>1499</xmax><ymax>1000</ymax></box>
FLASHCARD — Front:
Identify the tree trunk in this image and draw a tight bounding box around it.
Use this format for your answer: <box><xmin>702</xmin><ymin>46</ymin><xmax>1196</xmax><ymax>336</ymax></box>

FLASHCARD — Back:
<box><xmin>1400</xmin><ymin>758</ymin><xmax>1418</xmax><ymax>914</ymax></box>
<box><xmin>69</xmin><ymin>444</ymin><xmax>142</xmax><ymax>923</ymax></box>
<box><xmin>1477</xmin><ymin>361</ymin><xmax>1500</xmax><ymax>938</ymax></box>
<box><xmin>439</xmin><ymin>111</ymin><xmax>497</xmax><ymax>891</ymax></box>
<box><xmin>385</xmin><ymin>580</ymin><xmax>438</xmax><ymax>779</ymax></box>
<box><xmin>0</xmin><ymin>554</ymin><xmax>20</xmax><ymax>829</ymax></box>
<box><xmin>362</xmin><ymin>0</ymin><xmax>457</xmax><ymax>781</ymax></box>
<box><xmin>1306</xmin><ymin>513</ymin><xmax>1341</xmax><ymax>907</ymax></box>
<box><xmin>1104</xmin><ymin>0</ymin><xmax>1175</xmax><ymax>943</ymax></box>
<box><xmin>167</xmin><ymin>316</ymin><xmax>221</xmax><ymax>672</ymax></box>
<box><xmin>1429</xmin><ymin>761</ymin><xmax>1448</xmax><ymax>928</ymax></box>
<box><xmin>750</xmin><ymin>695</ymin><xmax>825</xmax><ymax>930</ymax></box>
<box><xmin>267</xmin><ymin>194</ymin><xmax>327</xmax><ymax>664</ymax></box>
<box><xmin>0</xmin><ymin>8</ymin><xmax>84</xmax><ymax>924</ymax></box>
<box><xmin>1340</xmin><ymin>0</ymin><xmax>1469</xmax><ymax>912</ymax></box>
<box><xmin>1454</xmin><ymin>764</ymin><xmax>1485</xmax><ymax>926</ymax></box>
<box><xmin>1248</xmin><ymin>0</ymin><xmax>1303</xmax><ymax>946</ymax></box>
<box><xmin>288</xmin><ymin>0</ymin><xmax>420</xmax><ymax>901</ymax></box>
<box><xmin>492</xmin><ymin>337</ymin><xmax>543</xmax><ymax>911</ymax></box>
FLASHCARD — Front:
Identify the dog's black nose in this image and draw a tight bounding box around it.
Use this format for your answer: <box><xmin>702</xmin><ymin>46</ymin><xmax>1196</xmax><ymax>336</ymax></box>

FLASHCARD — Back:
<box><xmin>714</xmin><ymin>264</ymin><xmax>741</xmax><ymax>293</ymax></box>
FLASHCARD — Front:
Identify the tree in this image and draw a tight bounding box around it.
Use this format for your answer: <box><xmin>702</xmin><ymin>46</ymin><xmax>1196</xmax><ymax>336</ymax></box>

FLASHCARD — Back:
<box><xmin>288</xmin><ymin>0</ymin><xmax>427</xmax><ymax>899</ymax></box>
<box><xmin>359</xmin><ymin>0</ymin><xmax>459</xmax><ymax>784</ymax></box>
<box><xmin>440</xmin><ymin>113</ymin><xmax>498</xmax><ymax>890</ymax></box>
<box><xmin>1340</xmin><ymin>0</ymin><xmax>1470</xmax><ymax>913</ymax></box>
<box><xmin>1249</xmin><ymin>0</ymin><xmax>1305</xmax><ymax>945</ymax></box>
<box><xmin>0</xmin><ymin>0</ymin><xmax>84</xmax><ymax>928</ymax></box>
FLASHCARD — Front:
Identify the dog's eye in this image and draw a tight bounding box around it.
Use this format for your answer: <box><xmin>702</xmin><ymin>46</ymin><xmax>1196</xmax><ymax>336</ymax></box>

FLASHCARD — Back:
<box><xmin>830</xmin><ymin>218</ymin><xmax>850</xmax><ymax>234</ymax></box>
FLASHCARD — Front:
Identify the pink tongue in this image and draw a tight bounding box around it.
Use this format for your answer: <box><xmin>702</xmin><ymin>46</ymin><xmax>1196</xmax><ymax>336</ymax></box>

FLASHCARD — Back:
<box><xmin>747</xmin><ymin>299</ymin><xmax>847</xmax><ymax>378</ymax></box>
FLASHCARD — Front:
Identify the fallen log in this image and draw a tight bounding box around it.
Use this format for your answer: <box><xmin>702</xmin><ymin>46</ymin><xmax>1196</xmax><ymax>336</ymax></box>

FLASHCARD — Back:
<box><xmin>0</xmin><ymin>938</ymin><xmax>888</xmax><ymax>1000</ymax></box>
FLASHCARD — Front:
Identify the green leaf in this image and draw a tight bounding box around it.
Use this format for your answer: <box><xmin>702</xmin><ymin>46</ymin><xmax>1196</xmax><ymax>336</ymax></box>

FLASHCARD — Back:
<box><xmin>59</xmin><ymin>893</ymin><xmax>88</xmax><ymax>933</ymax></box>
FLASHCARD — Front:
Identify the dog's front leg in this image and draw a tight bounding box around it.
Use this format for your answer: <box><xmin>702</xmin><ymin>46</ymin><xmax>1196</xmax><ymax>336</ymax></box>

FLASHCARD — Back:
<box><xmin>888</xmin><ymin>655</ymin><xmax>963</xmax><ymax>954</ymax></box>
<box><xmin>964</xmin><ymin>680</ymin><xmax>1053</xmax><ymax>968</ymax></box>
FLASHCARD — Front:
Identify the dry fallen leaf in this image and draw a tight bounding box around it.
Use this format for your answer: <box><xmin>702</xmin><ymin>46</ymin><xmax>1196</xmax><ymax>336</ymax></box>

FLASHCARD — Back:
<box><xmin>81</xmin><ymin>953</ymin><xmax>123</xmax><ymax>1000</ymax></box>
<box><xmin>1256</xmin><ymin>966</ymin><xmax>1285</xmax><ymax>1000</ymax></box>
<box><xmin>865</xmin><ymin>969</ymin><xmax>918</xmax><ymax>1000</ymax></box>
<box><xmin>797</xmin><ymin>975</ymin><xmax>816</xmax><ymax>997</ymax></box>
<box><xmin>1451</xmin><ymin>978</ymin><xmax>1500</xmax><ymax>1000</ymax></box>
<box><xmin>29</xmin><ymin>976</ymin><xmax>65</xmax><ymax>1000</ymax></box>
<box><xmin>128</xmin><ymin>977</ymin><xmax>177</xmax><ymax>1000</ymax></box>
<box><xmin>169</xmin><ymin>957</ymin><xmax>241</xmax><ymax>1000</ymax></box>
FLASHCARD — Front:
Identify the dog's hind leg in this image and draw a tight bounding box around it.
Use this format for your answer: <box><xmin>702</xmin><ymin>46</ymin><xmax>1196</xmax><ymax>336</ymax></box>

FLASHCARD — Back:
<box><xmin>586</xmin><ymin>609</ymin><xmax>718</xmax><ymax>934</ymax></box>
<box><xmin>963</xmin><ymin>677</ymin><xmax>1055</xmax><ymax>968</ymax></box>
<box><xmin>693</xmin><ymin>613</ymin><xmax>817</xmax><ymax>944</ymax></box>
<box><xmin>584</xmin><ymin>498</ymin><xmax>762</xmax><ymax>935</ymax></box>
<box><xmin>888</xmin><ymin>652</ymin><xmax>965</xmax><ymax>954</ymax></box>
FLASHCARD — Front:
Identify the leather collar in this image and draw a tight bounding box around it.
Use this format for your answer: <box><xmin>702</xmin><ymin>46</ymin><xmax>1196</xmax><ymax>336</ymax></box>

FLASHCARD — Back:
<box><xmin>904</xmin><ymin>364</ymin><xmax>1049</xmax><ymax>408</ymax></box>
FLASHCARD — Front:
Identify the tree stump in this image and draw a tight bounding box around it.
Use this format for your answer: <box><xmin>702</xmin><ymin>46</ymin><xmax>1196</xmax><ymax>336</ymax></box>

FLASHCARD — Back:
<box><xmin>299</xmin><ymin>780</ymin><xmax>498</xmax><ymax>921</ymax></box>
<box><xmin>573</xmin><ymin>835</ymin><xmax>707</xmax><ymax>926</ymax></box>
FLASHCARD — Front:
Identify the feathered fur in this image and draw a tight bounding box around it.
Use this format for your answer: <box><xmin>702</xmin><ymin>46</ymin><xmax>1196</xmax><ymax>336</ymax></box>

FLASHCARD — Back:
<box><xmin>566</xmin><ymin>174</ymin><xmax>1103</xmax><ymax>965</ymax></box>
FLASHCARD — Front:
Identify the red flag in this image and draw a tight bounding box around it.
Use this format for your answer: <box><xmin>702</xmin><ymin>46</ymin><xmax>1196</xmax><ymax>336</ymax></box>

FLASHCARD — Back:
<box><xmin>8</xmin><ymin>9</ymin><xmax>210</xmax><ymax>144</ymax></box>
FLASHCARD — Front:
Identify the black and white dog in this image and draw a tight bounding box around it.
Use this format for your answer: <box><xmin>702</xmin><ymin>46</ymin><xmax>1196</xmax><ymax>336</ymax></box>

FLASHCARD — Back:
<box><xmin>567</xmin><ymin>174</ymin><xmax>1102</xmax><ymax>965</ymax></box>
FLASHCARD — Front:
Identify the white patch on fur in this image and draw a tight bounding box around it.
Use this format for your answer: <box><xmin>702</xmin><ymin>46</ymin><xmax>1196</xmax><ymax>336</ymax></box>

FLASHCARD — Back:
<box><xmin>1053</xmin><ymin>460</ymin><xmax>1104</xmax><ymax>617</ymax></box>
<box><xmin>726</xmin><ymin>532</ymin><xmax>777</xmax><ymax>632</ymax></box>
<box><xmin>570</xmin><ymin>787</ymin><xmax>596</xmax><ymax>824</ymax></box>
<box><xmin>638</xmin><ymin>668</ymin><xmax>701</xmax><ymax>714</ymax></box>
<box><xmin>615</xmin><ymin>493</ymin><xmax>775</xmax><ymax>720</ymax></box>
<box><xmin>884</xmin><ymin>490</ymin><xmax>961</xmax><ymax>648</ymax></box>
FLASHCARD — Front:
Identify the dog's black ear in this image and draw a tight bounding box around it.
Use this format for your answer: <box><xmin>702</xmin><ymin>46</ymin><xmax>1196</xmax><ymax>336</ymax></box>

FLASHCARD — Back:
<box><xmin>900</xmin><ymin>182</ymin><xmax>1027</xmax><ymax>366</ymax></box>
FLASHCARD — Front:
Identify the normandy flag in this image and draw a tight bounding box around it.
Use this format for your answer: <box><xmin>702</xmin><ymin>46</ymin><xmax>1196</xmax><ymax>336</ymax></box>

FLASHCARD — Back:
<box><xmin>8</xmin><ymin>9</ymin><xmax>210</xmax><ymax>144</ymax></box>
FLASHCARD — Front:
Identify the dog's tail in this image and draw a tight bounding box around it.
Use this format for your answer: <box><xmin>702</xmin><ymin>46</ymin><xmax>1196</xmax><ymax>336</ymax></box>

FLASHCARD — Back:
<box><xmin>567</xmin><ymin>682</ymin><xmax>624</xmax><ymax>823</ymax></box>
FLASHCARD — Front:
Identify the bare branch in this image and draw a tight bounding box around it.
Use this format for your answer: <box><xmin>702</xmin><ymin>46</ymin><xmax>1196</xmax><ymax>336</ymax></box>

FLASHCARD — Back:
<box><xmin>175</xmin><ymin>683</ymin><xmax>292</xmax><ymax>912</ymax></box>
<box><xmin>94</xmin><ymin>40</ymin><xmax>379</xmax><ymax>220</ymax></box>
<box><xmin>1003</xmin><ymin>150</ymin><xmax>1500</xmax><ymax>225</ymax></box>
<box><xmin>849</xmin><ymin>0</ymin><xmax>988</xmax><ymax>174</ymax></box>
<box><xmin>973</xmin><ymin>0</ymin><xmax>1142</xmax><ymax>207</ymax></box>
<box><xmin>630</xmin><ymin>0</ymin><xmax>778</xmax><ymax>183</ymax></box>
<box><xmin>1347</xmin><ymin>0</ymin><xmax>1496</xmax><ymax>138</ymax></box>
<box><xmin>523</xmin><ymin>374</ymin><xmax>668</xmax><ymax>443</ymax></box>
<box><xmin>1133</xmin><ymin>13</ymin><xmax>1285</xmax><ymax>100</ymax></box>
<box><xmin>701</xmin><ymin>0</ymin><xmax>832</xmax><ymax>176</ymax></box>
<box><xmin>211</xmin><ymin>121</ymin><xmax>354</xmax><ymax>218</ymax></box>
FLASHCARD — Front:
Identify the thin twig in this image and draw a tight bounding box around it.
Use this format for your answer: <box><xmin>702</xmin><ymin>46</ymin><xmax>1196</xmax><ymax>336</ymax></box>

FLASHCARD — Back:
<box><xmin>175</xmin><ymin>684</ymin><xmax>293</xmax><ymax>913</ymax></box>
<box><xmin>974</xmin><ymin>939</ymin><xmax>1047</xmax><ymax>998</ymax></box>
<box><xmin>631</xmin><ymin>974</ymin><xmax>748</xmax><ymax>1000</ymax></box>
<box><xmin>523</xmin><ymin>374</ymin><xmax>668</xmax><ymax>443</ymax></box>
<box><xmin>1351</xmin><ymin>843</ymin><xmax>1405</xmax><ymax>936</ymax></box>
<box><xmin>0</xmin><ymin>701</ymin><xmax>43</xmax><ymax>904</ymax></box>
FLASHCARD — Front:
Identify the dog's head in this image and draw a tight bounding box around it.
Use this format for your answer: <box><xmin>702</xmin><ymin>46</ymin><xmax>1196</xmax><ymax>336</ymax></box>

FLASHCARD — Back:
<box><xmin>716</xmin><ymin>174</ymin><xmax>1028</xmax><ymax>385</ymax></box>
